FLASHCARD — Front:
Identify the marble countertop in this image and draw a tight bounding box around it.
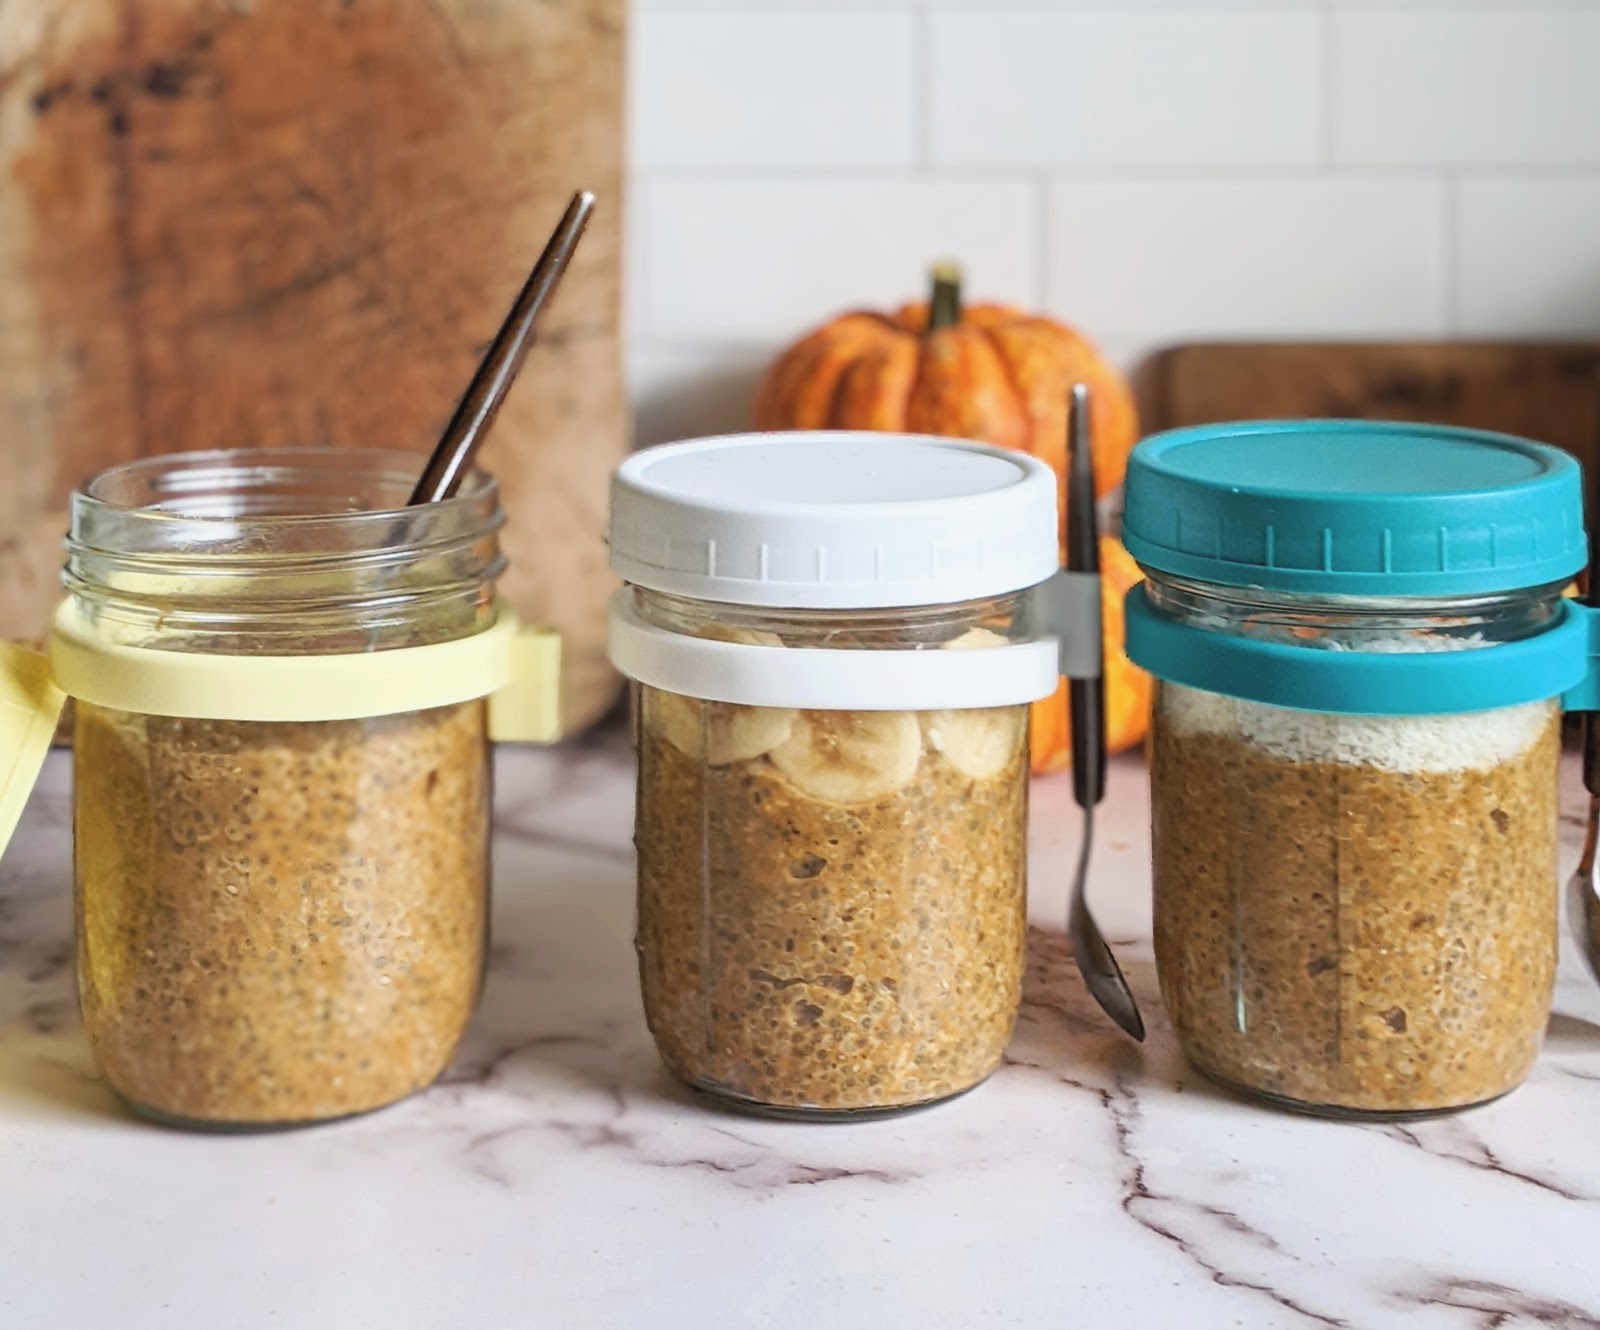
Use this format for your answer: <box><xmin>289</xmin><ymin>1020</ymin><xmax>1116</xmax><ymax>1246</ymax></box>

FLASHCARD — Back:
<box><xmin>2</xmin><ymin>736</ymin><xmax>1598</xmax><ymax>1330</ymax></box>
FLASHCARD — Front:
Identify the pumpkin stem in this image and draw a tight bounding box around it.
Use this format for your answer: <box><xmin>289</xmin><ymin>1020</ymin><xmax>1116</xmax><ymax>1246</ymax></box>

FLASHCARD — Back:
<box><xmin>927</xmin><ymin>261</ymin><xmax>962</xmax><ymax>331</ymax></box>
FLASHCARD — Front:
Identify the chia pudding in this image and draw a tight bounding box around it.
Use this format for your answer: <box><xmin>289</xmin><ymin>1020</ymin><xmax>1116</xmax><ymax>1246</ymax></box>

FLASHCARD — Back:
<box><xmin>74</xmin><ymin>699</ymin><xmax>490</xmax><ymax>1127</ymax></box>
<box><xmin>1151</xmin><ymin>683</ymin><xmax>1560</xmax><ymax>1117</ymax></box>
<box><xmin>635</xmin><ymin>684</ymin><xmax>1028</xmax><ymax>1115</ymax></box>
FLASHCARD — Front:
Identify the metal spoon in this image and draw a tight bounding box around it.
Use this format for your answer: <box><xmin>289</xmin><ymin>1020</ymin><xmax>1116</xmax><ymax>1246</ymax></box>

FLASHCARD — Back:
<box><xmin>1567</xmin><ymin>390</ymin><xmax>1600</xmax><ymax>987</ymax></box>
<box><xmin>368</xmin><ymin>191</ymin><xmax>593</xmax><ymax>643</ymax></box>
<box><xmin>1065</xmin><ymin>382</ymin><xmax>1146</xmax><ymax>1041</ymax></box>
<box><xmin>409</xmin><ymin>189</ymin><xmax>595</xmax><ymax>505</ymax></box>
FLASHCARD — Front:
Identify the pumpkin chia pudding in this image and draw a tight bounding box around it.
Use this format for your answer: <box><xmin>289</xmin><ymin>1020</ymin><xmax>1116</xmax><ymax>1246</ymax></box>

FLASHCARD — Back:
<box><xmin>1151</xmin><ymin>683</ymin><xmax>1560</xmax><ymax>1118</ymax></box>
<box><xmin>635</xmin><ymin>685</ymin><xmax>1028</xmax><ymax>1116</ymax></box>
<box><xmin>74</xmin><ymin>699</ymin><xmax>490</xmax><ymax>1128</ymax></box>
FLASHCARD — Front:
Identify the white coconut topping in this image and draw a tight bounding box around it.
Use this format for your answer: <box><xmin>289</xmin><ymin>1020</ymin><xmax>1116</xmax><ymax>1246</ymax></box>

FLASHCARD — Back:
<box><xmin>1161</xmin><ymin>631</ymin><xmax>1554</xmax><ymax>773</ymax></box>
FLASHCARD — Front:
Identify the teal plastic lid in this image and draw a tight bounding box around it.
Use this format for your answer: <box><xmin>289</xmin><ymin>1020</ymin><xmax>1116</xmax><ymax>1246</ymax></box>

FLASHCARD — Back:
<box><xmin>1122</xmin><ymin>420</ymin><xmax>1586</xmax><ymax>596</ymax></box>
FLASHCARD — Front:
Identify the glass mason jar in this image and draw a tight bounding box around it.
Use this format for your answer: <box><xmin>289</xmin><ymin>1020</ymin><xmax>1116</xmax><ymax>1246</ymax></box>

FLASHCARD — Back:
<box><xmin>608</xmin><ymin>433</ymin><xmax>1073</xmax><ymax>1119</ymax></box>
<box><xmin>4</xmin><ymin>448</ymin><xmax>555</xmax><ymax>1130</ymax></box>
<box><xmin>1123</xmin><ymin>420</ymin><xmax>1589</xmax><ymax>1119</ymax></box>
<box><xmin>1145</xmin><ymin>574</ymin><xmax>1562</xmax><ymax>1117</ymax></box>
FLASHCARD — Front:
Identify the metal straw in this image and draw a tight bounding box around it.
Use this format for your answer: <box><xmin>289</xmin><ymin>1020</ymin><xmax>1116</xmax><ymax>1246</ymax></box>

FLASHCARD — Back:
<box><xmin>408</xmin><ymin>190</ymin><xmax>596</xmax><ymax>506</ymax></box>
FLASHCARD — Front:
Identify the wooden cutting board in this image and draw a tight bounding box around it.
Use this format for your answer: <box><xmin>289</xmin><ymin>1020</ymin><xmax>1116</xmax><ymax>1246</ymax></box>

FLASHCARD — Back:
<box><xmin>0</xmin><ymin>0</ymin><xmax>628</xmax><ymax>733</ymax></box>
<box><xmin>1139</xmin><ymin>342</ymin><xmax>1600</xmax><ymax>472</ymax></box>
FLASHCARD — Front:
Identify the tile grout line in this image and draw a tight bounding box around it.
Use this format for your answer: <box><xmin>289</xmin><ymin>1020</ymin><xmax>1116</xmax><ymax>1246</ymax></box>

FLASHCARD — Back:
<box><xmin>625</xmin><ymin>165</ymin><xmax>1600</xmax><ymax>183</ymax></box>
<box><xmin>631</xmin><ymin>4</ymin><xmax>1600</xmax><ymax>13</ymax></box>
<box><xmin>1440</xmin><ymin>172</ymin><xmax>1459</xmax><ymax>334</ymax></box>
<box><xmin>911</xmin><ymin>7</ymin><xmax>929</xmax><ymax>171</ymax></box>
<box><xmin>1317</xmin><ymin>4</ymin><xmax>1335</xmax><ymax>168</ymax></box>
<box><xmin>629</xmin><ymin>2</ymin><xmax>1600</xmax><ymax>13</ymax></box>
<box><xmin>624</xmin><ymin>178</ymin><xmax>646</xmax><ymax>346</ymax></box>
<box><xmin>626</xmin><ymin>341</ymin><xmax>780</xmax><ymax>366</ymax></box>
<box><xmin>1034</xmin><ymin>176</ymin><xmax>1051</xmax><ymax>311</ymax></box>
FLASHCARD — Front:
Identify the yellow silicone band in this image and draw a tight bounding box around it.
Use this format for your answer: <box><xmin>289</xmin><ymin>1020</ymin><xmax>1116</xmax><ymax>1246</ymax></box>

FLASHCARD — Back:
<box><xmin>48</xmin><ymin>599</ymin><xmax>561</xmax><ymax>735</ymax></box>
<box><xmin>0</xmin><ymin>645</ymin><xmax>66</xmax><ymax>858</ymax></box>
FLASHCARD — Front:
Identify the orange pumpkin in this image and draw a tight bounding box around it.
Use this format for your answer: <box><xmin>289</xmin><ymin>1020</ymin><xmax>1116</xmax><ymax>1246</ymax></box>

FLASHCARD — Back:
<box><xmin>756</xmin><ymin>264</ymin><xmax>1147</xmax><ymax>772</ymax></box>
<box><xmin>754</xmin><ymin>263</ymin><xmax>1139</xmax><ymax>501</ymax></box>
<box><xmin>1030</xmin><ymin>537</ymin><xmax>1153</xmax><ymax>772</ymax></box>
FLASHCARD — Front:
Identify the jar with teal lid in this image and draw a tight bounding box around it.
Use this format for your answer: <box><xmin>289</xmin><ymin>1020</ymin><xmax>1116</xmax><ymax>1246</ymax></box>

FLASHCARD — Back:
<box><xmin>1122</xmin><ymin>420</ymin><xmax>1596</xmax><ymax>1119</ymax></box>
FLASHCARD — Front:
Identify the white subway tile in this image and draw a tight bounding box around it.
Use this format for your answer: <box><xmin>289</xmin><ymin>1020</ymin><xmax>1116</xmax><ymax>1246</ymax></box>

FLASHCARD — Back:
<box><xmin>1092</xmin><ymin>338</ymin><xmax>1160</xmax><ymax>379</ymax></box>
<box><xmin>628</xmin><ymin>345</ymin><xmax>774</xmax><ymax>448</ymax></box>
<box><xmin>928</xmin><ymin>13</ymin><xmax>1318</xmax><ymax>168</ymax></box>
<box><xmin>630</xmin><ymin>13</ymin><xmax>914</xmax><ymax>170</ymax></box>
<box><xmin>632</xmin><ymin>178</ymin><xmax>1037</xmax><ymax>343</ymax></box>
<box><xmin>1456</xmin><ymin>178</ymin><xmax>1600</xmax><ymax>336</ymax></box>
<box><xmin>1332</xmin><ymin>12</ymin><xmax>1600</xmax><ymax>166</ymax></box>
<box><xmin>1045</xmin><ymin>178</ymin><xmax>1447</xmax><ymax>345</ymax></box>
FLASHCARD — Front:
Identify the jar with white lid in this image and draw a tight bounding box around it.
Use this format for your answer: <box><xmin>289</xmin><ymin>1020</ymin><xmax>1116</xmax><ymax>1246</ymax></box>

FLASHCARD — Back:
<box><xmin>1122</xmin><ymin>420</ymin><xmax>1597</xmax><ymax>1119</ymax></box>
<box><xmin>608</xmin><ymin>433</ymin><xmax>1092</xmax><ymax>1118</ymax></box>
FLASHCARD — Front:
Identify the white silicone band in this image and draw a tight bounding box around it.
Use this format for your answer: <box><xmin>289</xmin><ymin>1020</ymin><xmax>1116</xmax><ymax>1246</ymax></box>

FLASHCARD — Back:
<box><xmin>608</xmin><ymin>590</ymin><xmax>1062</xmax><ymax>710</ymax></box>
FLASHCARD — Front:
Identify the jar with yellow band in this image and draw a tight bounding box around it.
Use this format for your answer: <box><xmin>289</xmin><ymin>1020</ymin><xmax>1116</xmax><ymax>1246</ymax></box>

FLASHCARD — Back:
<box><xmin>0</xmin><ymin>450</ymin><xmax>559</xmax><ymax>1130</ymax></box>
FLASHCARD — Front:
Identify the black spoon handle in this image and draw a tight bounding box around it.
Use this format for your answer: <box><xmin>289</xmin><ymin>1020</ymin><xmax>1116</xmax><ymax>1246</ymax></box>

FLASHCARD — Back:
<box><xmin>1065</xmin><ymin>382</ymin><xmax>1106</xmax><ymax>810</ymax></box>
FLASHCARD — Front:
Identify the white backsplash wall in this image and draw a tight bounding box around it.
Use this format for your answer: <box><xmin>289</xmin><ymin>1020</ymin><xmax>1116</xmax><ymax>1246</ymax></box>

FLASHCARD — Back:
<box><xmin>625</xmin><ymin>2</ymin><xmax>1600</xmax><ymax>447</ymax></box>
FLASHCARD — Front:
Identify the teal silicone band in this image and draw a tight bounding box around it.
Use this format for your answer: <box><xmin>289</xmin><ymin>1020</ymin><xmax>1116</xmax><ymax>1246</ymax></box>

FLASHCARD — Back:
<box><xmin>1562</xmin><ymin>599</ymin><xmax>1600</xmax><ymax>713</ymax></box>
<box><xmin>1125</xmin><ymin>583</ymin><xmax>1600</xmax><ymax>717</ymax></box>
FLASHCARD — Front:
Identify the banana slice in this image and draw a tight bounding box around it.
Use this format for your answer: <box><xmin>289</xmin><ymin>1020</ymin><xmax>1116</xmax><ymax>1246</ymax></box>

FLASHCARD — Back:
<box><xmin>770</xmin><ymin>710</ymin><xmax>922</xmax><ymax>804</ymax></box>
<box><xmin>647</xmin><ymin>690</ymin><xmax>795</xmax><ymax>765</ymax></box>
<box><xmin>921</xmin><ymin>626</ymin><xmax>1024</xmax><ymax>778</ymax></box>
<box><xmin>645</xmin><ymin>626</ymin><xmax>795</xmax><ymax>763</ymax></box>
<box><xmin>697</xmin><ymin>627</ymin><xmax>795</xmax><ymax>763</ymax></box>
<box><xmin>943</xmin><ymin>626</ymin><xmax>1009</xmax><ymax>650</ymax></box>
<box><xmin>699</xmin><ymin>625</ymin><xmax>785</xmax><ymax>648</ymax></box>
<box><xmin>923</xmin><ymin>706</ymin><xmax>1025</xmax><ymax>780</ymax></box>
<box><xmin>705</xmin><ymin>703</ymin><xmax>795</xmax><ymax>765</ymax></box>
<box><xmin>647</xmin><ymin>689</ymin><xmax>708</xmax><ymax>759</ymax></box>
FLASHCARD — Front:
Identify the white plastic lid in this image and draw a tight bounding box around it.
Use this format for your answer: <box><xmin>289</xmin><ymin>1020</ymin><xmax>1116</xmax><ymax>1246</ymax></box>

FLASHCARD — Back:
<box><xmin>608</xmin><ymin>432</ymin><xmax>1059</xmax><ymax>609</ymax></box>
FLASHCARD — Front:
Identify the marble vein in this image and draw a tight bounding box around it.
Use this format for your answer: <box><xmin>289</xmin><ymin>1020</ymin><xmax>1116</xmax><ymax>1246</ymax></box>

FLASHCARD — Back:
<box><xmin>1382</xmin><ymin>1120</ymin><xmax>1597</xmax><ymax>1204</ymax></box>
<box><xmin>1103</xmin><ymin>1075</ymin><xmax>1352</xmax><ymax>1330</ymax></box>
<box><xmin>1389</xmin><ymin>1277</ymin><xmax>1600</xmax><ymax>1329</ymax></box>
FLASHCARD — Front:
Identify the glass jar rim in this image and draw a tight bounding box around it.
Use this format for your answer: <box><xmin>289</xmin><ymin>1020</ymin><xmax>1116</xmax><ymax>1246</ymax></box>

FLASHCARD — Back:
<box><xmin>75</xmin><ymin>446</ymin><xmax>494</xmax><ymax>527</ymax></box>
<box><xmin>1141</xmin><ymin>567</ymin><xmax>1570</xmax><ymax>616</ymax></box>
<box><xmin>64</xmin><ymin>449</ymin><xmax>506</xmax><ymax>652</ymax></box>
<box><xmin>69</xmin><ymin>447</ymin><xmax>505</xmax><ymax>567</ymax></box>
